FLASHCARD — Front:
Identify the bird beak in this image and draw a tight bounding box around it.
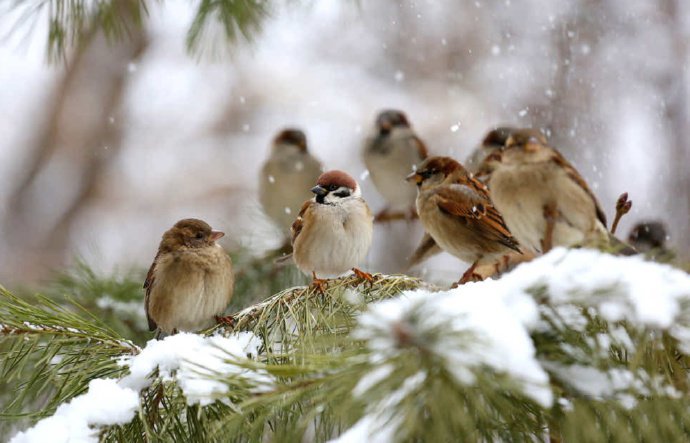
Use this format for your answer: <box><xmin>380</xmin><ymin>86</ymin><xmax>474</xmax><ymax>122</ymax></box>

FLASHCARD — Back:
<box><xmin>311</xmin><ymin>185</ymin><xmax>328</xmax><ymax>197</ymax></box>
<box><xmin>406</xmin><ymin>171</ymin><xmax>423</xmax><ymax>184</ymax></box>
<box><xmin>210</xmin><ymin>231</ymin><xmax>225</xmax><ymax>241</ymax></box>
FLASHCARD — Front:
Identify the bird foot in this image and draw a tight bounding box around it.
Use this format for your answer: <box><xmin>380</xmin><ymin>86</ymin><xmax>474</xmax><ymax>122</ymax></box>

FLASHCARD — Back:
<box><xmin>352</xmin><ymin>267</ymin><xmax>375</xmax><ymax>285</ymax></box>
<box><xmin>311</xmin><ymin>271</ymin><xmax>329</xmax><ymax>294</ymax></box>
<box><xmin>215</xmin><ymin>315</ymin><xmax>236</xmax><ymax>328</ymax></box>
<box><xmin>452</xmin><ymin>263</ymin><xmax>483</xmax><ymax>287</ymax></box>
<box><xmin>611</xmin><ymin>192</ymin><xmax>632</xmax><ymax>234</ymax></box>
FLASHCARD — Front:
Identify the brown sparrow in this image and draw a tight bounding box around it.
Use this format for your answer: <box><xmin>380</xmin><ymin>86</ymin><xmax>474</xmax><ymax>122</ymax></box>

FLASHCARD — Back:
<box><xmin>260</xmin><ymin>128</ymin><xmax>323</xmax><ymax>236</ymax></box>
<box><xmin>628</xmin><ymin>221</ymin><xmax>673</xmax><ymax>260</ymax></box>
<box><xmin>465</xmin><ymin>126</ymin><xmax>519</xmax><ymax>176</ymax></box>
<box><xmin>363</xmin><ymin>110</ymin><xmax>428</xmax><ymax>220</ymax></box>
<box><xmin>407</xmin><ymin>156</ymin><xmax>522</xmax><ymax>283</ymax></box>
<box><xmin>479</xmin><ymin>129</ymin><xmax>610</xmax><ymax>254</ymax></box>
<box><xmin>144</xmin><ymin>219</ymin><xmax>234</xmax><ymax>336</ymax></box>
<box><xmin>291</xmin><ymin>170</ymin><xmax>374</xmax><ymax>283</ymax></box>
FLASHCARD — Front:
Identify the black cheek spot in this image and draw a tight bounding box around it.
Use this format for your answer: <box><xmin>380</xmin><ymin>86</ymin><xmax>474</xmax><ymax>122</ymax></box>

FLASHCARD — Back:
<box><xmin>333</xmin><ymin>190</ymin><xmax>351</xmax><ymax>198</ymax></box>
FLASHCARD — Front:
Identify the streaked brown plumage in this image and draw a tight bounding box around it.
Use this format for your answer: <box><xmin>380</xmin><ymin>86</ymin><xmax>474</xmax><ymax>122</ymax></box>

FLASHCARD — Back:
<box><xmin>144</xmin><ymin>219</ymin><xmax>234</xmax><ymax>335</ymax></box>
<box><xmin>480</xmin><ymin>129</ymin><xmax>610</xmax><ymax>253</ymax></box>
<box><xmin>407</xmin><ymin>156</ymin><xmax>521</xmax><ymax>283</ymax></box>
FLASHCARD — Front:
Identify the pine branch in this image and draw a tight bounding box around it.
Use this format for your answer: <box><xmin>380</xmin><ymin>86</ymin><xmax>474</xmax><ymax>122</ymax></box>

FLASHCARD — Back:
<box><xmin>186</xmin><ymin>0</ymin><xmax>269</xmax><ymax>57</ymax></box>
<box><xmin>0</xmin><ymin>287</ymin><xmax>138</xmax><ymax>424</ymax></box>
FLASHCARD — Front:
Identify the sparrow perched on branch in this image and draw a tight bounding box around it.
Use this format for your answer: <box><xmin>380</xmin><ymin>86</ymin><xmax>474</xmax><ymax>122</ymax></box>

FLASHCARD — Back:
<box><xmin>407</xmin><ymin>126</ymin><xmax>537</xmax><ymax>270</ymax></box>
<box><xmin>260</xmin><ymin>128</ymin><xmax>323</xmax><ymax>236</ymax></box>
<box><xmin>407</xmin><ymin>156</ymin><xmax>522</xmax><ymax>284</ymax></box>
<box><xmin>479</xmin><ymin>129</ymin><xmax>611</xmax><ymax>254</ymax></box>
<box><xmin>144</xmin><ymin>219</ymin><xmax>234</xmax><ymax>336</ymax></box>
<box><xmin>363</xmin><ymin>110</ymin><xmax>428</xmax><ymax>221</ymax></box>
<box><xmin>291</xmin><ymin>170</ymin><xmax>374</xmax><ymax>287</ymax></box>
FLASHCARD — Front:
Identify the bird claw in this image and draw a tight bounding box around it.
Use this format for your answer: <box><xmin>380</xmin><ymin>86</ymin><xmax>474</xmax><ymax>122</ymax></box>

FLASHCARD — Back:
<box><xmin>352</xmin><ymin>267</ymin><xmax>375</xmax><ymax>285</ymax></box>
<box><xmin>453</xmin><ymin>263</ymin><xmax>483</xmax><ymax>287</ymax></box>
<box><xmin>311</xmin><ymin>271</ymin><xmax>329</xmax><ymax>294</ymax></box>
<box><xmin>215</xmin><ymin>315</ymin><xmax>235</xmax><ymax>328</ymax></box>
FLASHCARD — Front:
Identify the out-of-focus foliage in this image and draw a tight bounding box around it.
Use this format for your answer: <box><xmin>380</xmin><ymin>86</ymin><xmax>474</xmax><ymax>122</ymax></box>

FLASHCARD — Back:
<box><xmin>8</xmin><ymin>0</ymin><xmax>269</xmax><ymax>60</ymax></box>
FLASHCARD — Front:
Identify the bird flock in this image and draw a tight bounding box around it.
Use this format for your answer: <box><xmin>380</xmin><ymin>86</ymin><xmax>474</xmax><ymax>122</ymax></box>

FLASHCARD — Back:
<box><xmin>144</xmin><ymin>110</ymin><xmax>670</xmax><ymax>337</ymax></box>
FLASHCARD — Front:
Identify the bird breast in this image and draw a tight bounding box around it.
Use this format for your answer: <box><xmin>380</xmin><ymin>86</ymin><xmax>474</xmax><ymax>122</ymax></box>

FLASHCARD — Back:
<box><xmin>489</xmin><ymin>162</ymin><xmax>606</xmax><ymax>252</ymax></box>
<box><xmin>148</xmin><ymin>245</ymin><xmax>233</xmax><ymax>334</ymax></box>
<box><xmin>293</xmin><ymin>199</ymin><xmax>373</xmax><ymax>278</ymax></box>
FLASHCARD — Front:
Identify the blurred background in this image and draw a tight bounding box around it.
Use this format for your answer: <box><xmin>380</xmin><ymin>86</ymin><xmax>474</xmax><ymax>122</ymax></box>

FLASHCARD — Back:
<box><xmin>1</xmin><ymin>0</ymin><xmax>688</xmax><ymax>288</ymax></box>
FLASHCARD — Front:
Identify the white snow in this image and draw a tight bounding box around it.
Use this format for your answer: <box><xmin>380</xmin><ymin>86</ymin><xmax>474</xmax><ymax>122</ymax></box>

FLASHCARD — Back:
<box><xmin>346</xmin><ymin>248</ymin><xmax>690</xmax><ymax>440</ymax></box>
<box><xmin>10</xmin><ymin>379</ymin><xmax>138</xmax><ymax>443</ymax></box>
<box><xmin>11</xmin><ymin>332</ymin><xmax>268</xmax><ymax>442</ymax></box>
<box><xmin>120</xmin><ymin>332</ymin><xmax>269</xmax><ymax>404</ymax></box>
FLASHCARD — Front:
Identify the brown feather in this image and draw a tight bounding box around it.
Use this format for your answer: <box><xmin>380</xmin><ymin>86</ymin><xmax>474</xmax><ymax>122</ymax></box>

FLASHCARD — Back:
<box><xmin>290</xmin><ymin>200</ymin><xmax>313</xmax><ymax>246</ymax></box>
<box><xmin>550</xmin><ymin>152</ymin><xmax>608</xmax><ymax>227</ymax></box>
<box><xmin>143</xmin><ymin>252</ymin><xmax>160</xmax><ymax>331</ymax></box>
<box><xmin>413</xmin><ymin>135</ymin><xmax>429</xmax><ymax>160</ymax></box>
<box><xmin>433</xmin><ymin>186</ymin><xmax>522</xmax><ymax>253</ymax></box>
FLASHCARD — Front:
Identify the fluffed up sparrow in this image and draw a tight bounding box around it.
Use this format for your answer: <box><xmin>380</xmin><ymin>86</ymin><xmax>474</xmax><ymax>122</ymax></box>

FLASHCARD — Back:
<box><xmin>479</xmin><ymin>129</ymin><xmax>611</xmax><ymax>254</ymax></box>
<box><xmin>144</xmin><ymin>218</ymin><xmax>234</xmax><ymax>336</ymax></box>
<box><xmin>260</xmin><ymin>128</ymin><xmax>323</xmax><ymax>237</ymax></box>
<box><xmin>407</xmin><ymin>156</ymin><xmax>522</xmax><ymax>284</ymax></box>
<box><xmin>363</xmin><ymin>110</ymin><xmax>428</xmax><ymax>221</ymax></box>
<box><xmin>291</xmin><ymin>170</ymin><xmax>374</xmax><ymax>286</ymax></box>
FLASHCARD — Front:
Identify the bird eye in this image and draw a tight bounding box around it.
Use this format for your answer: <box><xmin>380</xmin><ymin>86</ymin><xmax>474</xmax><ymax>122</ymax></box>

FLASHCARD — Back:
<box><xmin>328</xmin><ymin>184</ymin><xmax>339</xmax><ymax>191</ymax></box>
<box><xmin>195</xmin><ymin>232</ymin><xmax>204</xmax><ymax>239</ymax></box>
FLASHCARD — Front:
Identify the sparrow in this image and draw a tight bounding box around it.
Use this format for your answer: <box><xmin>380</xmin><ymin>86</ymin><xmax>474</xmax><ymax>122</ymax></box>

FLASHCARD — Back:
<box><xmin>260</xmin><ymin>128</ymin><xmax>323</xmax><ymax>237</ymax></box>
<box><xmin>144</xmin><ymin>218</ymin><xmax>234</xmax><ymax>336</ymax></box>
<box><xmin>291</xmin><ymin>170</ymin><xmax>374</xmax><ymax>286</ymax></box>
<box><xmin>465</xmin><ymin>127</ymin><xmax>548</xmax><ymax>181</ymax></box>
<box><xmin>479</xmin><ymin>129</ymin><xmax>611</xmax><ymax>254</ymax></box>
<box><xmin>407</xmin><ymin>126</ymin><xmax>522</xmax><ymax>270</ymax></box>
<box><xmin>628</xmin><ymin>221</ymin><xmax>673</xmax><ymax>261</ymax></box>
<box><xmin>464</xmin><ymin>126</ymin><xmax>519</xmax><ymax>177</ymax></box>
<box><xmin>362</xmin><ymin>110</ymin><xmax>428</xmax><ymax>221</ymax></box>
<box><xmin>406</xmin><ymin>156</ymin><xmax>522</xmax><ymax>284</ymax></box>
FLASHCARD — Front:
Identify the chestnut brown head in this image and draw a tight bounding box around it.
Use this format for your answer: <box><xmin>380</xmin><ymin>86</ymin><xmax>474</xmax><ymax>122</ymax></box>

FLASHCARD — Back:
<box><xmin>273</xmin><ymin>128</ymin><xmax>308</xmax><ymax>152</ymax></box>
<box><xmin>311</xmin><ymin>170</ymin><xmax>359</xmax><ymax>204</ymax></box>
<box><xmin>375</xmin><ymin>110</ymin><xmax>410</xmax><ymax>135</ymax></box>
<box><xmin>406</xmin><ymin>156</ymin><xmax>465</xmax><ymax>189</ymax></box>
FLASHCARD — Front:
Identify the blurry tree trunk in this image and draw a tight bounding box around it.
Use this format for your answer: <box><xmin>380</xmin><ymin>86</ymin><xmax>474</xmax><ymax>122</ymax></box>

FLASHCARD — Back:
<box><xmin>661</xmin><ymin>0</ymin><xmax>690</xmax><ymax>258</ymax></box>
<box><xmin>3</xmin><ymin>9</ymin><xmax>148</xmax><ymax>283</ymax></box>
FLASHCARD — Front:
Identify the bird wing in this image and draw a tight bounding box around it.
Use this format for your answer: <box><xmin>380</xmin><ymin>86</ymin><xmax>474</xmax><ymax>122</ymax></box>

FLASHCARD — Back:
<box><xmin>433</xmin><ymin>184</ymin><xmax>522</xmax><ymax>253</ymax></box>
<box><xmin>407</xmin><ymin>232</ymin><xmax>442</xmax><ymax>270</ymax></box>
<box><xmin>550</xmin><ymin>151</ymin><xmax>608</xmax><ymax>227</ymax></box>
<box><xmin>290</xmin><ymin>200</ymin><xmax>314</xmax><ymax>246</ymax></box>
<box><xmin>410</xmin><ymin>135</ymin><xmax>429</xmax><ymax>160</ymax></box>
<box><xmin>143</xmin><ymin>251</ymin><xmax>160</xmax><ymax>331</ymax></box>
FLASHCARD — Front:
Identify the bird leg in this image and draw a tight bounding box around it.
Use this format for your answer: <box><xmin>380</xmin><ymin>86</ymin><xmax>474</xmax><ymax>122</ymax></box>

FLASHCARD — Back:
<box><xmin>352</xmin><ymin>267</ymin><xmax>375</xmax><ymax>285</ymax></box>
<box><xmin>541</xmin><ymin>202</ymin><xmax>558</xmax><ymax>253</ymax></box>
<box><xmin>452</xmin><ymin>262</ymin><xmax>483</xmax><ymax>287</ymax></box>
<box><xmin>215</xmin><ymin>315</ymin><xmax>236</xmax><ymax>328</ymax></box>
<box><xmin>611</xmin><ymin>192</ymin><xmax>632</xmax><ymax>235</ymax></box>
<box><xmin>311</xmin><ymin>271</ymin><xmax>329</xmax><ymax>294</ymax></box>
